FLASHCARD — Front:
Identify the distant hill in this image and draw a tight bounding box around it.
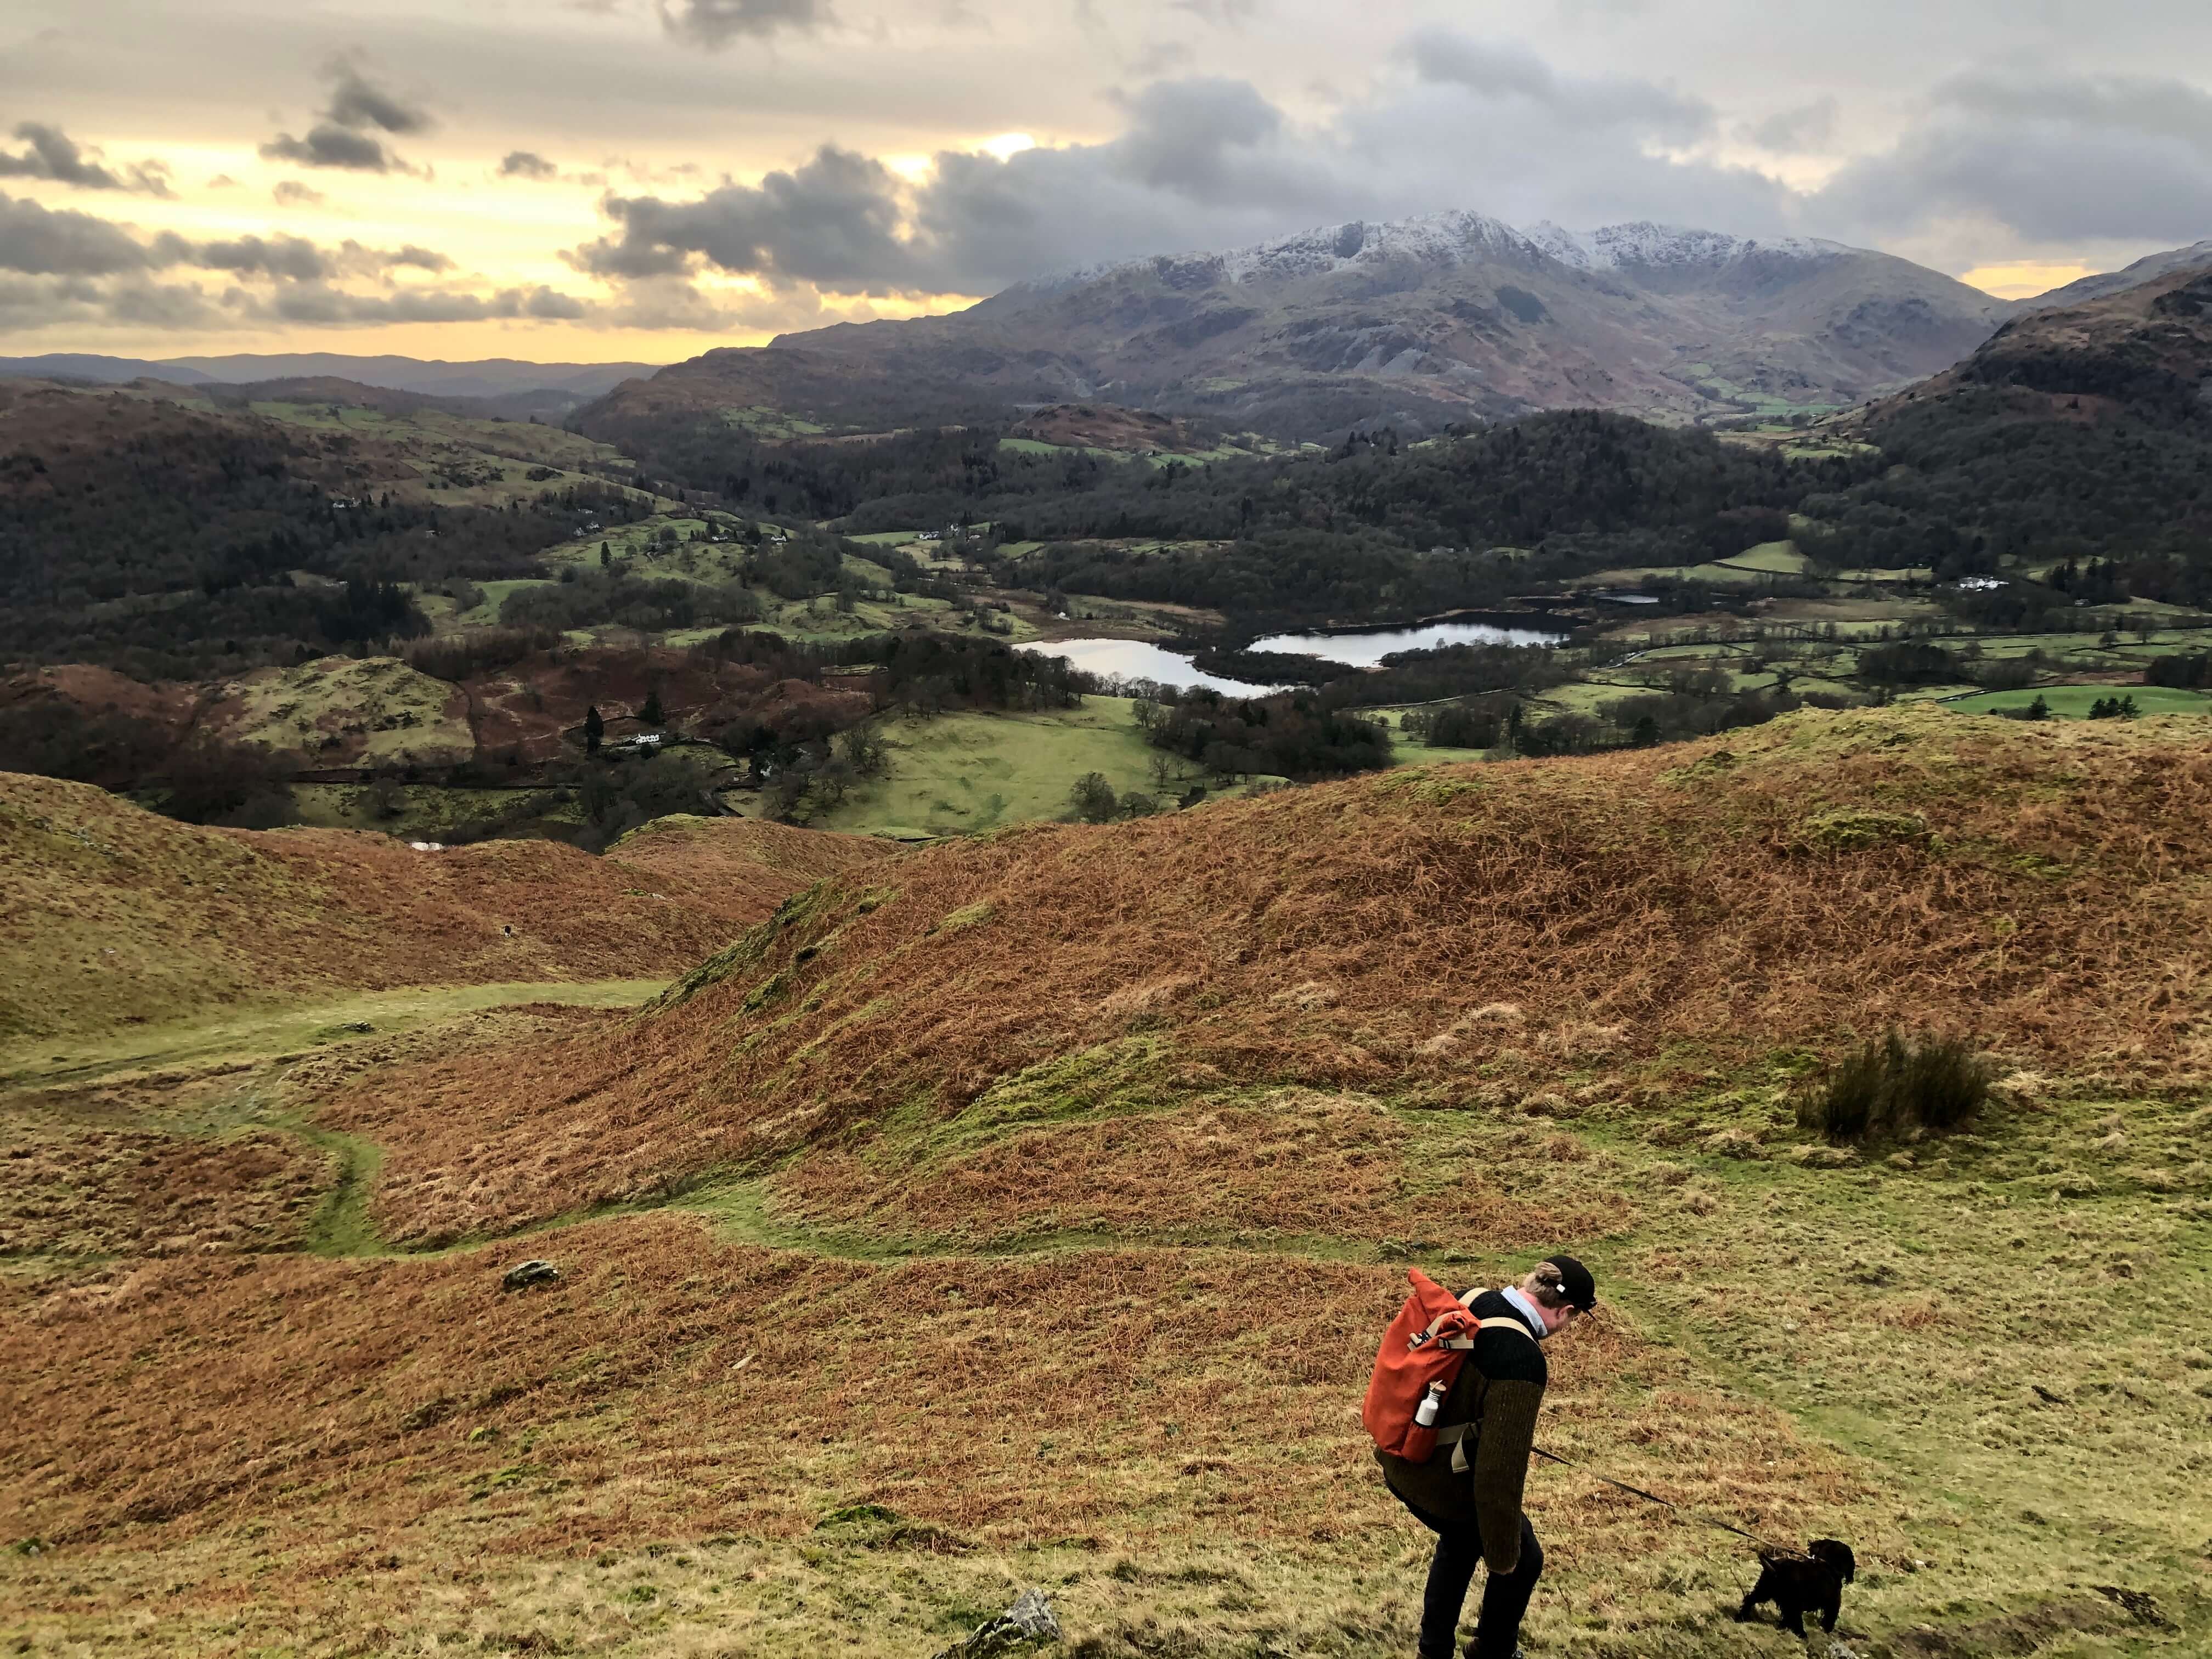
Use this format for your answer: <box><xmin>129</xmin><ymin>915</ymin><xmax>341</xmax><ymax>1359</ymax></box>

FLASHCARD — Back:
<box><xmin>1804</xmin><ymin>258</ymin><xmax>2212</xmax><ymax>597</ymax></box>
<box><xmin>1864</xmin><ymin>257</ymin><xmax>2212</xmax><ymax>422</ymax></box>
<box><xmin>582</xmin><ymin>210</ymin><xmax>2014</xmax><ymax>442</ymax></box>
<box><xmin>2022</xmin><ymin>240</ymin><xmax>2212</xmax><ymax>311</ymax></box>
<box><xmin>0</xmin><ymin>352</ymin><xmax>660</xmax><ymax>416</ymax></box>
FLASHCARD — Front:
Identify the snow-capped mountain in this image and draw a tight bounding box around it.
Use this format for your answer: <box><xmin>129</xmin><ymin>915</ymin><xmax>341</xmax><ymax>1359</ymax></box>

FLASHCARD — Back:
<box><xmin>1524</xmin><ymin>220</ymin><xmax>1853</xmax><ymax>271</ymax></box>
<box><xmin>586</xmin><ymin>207</ymin><xmax>2018</xmax><ymax>440</ymax></box>
<box><xmin>1011</xmin><ymin>211</ymin><xmax>1855</xmax><ymax>298</ymax></box>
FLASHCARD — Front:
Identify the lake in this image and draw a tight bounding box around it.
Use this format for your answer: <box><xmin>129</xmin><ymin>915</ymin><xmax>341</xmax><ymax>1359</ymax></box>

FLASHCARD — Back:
<box><xmin>1018</xmin><ymin>637</ymin><xmax>1275</xmax><ymax>695</ymax></box>
<box><xmin>1246</xmin><ymin>617</ymin><xmax>1567</xmax><ymax>666</ymax></box>
<box><xmin>1023</xmin><ymin>617</ymin><xmax>1570</xmax><ymax>693</ymax></box>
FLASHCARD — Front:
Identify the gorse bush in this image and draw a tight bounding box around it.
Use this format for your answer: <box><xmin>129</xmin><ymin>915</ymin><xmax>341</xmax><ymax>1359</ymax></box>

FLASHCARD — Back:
<box><xmin>1798</xmin><ymin>1031</ymin><xmax>1991</xmax><ymax>1143</ymax></box>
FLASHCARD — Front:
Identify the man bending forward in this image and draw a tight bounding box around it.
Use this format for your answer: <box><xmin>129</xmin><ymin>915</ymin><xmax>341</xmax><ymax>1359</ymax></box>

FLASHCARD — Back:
<box><xmin>1375</xmin><ymin>1255</ymin><xmax>1596</xmax><ymax>1659</ymax></box>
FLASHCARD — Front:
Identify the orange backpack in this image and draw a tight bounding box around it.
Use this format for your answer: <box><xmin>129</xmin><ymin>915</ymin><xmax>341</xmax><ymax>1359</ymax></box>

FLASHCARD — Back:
<box><xmin>1363</xmin><ymin>1269</ymin><xmax>1532</xmax><ymax>1464</ymax></box>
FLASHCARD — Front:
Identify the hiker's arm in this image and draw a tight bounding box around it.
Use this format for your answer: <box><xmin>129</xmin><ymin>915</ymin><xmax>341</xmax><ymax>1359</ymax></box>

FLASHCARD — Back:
<box><xmin>1470</xmin><ymin>1379</ymin><xmax>1543</xmax><ymax>1574</ymax></box>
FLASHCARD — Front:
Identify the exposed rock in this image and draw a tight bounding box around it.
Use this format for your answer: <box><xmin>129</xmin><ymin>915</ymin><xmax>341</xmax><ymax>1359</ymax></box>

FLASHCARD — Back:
<box><xmin>501</xmin><ymin>1259</ymin><xmax>561</xmax><ymax>1291</ymax></box>
<box><xmin>930</xmin><ymin>1589</ymin><xmax>1061</xmax><ymax>1658</ymax></box>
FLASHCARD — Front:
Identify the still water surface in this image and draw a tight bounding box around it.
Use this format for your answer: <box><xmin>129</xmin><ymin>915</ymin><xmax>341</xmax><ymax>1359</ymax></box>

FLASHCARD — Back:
<box><xmin>1248</xmin><ymin>618</ymin><xmax>1566</xmax><ymax>665</ymax></box>
<box><xmin>1018</xmin><ymin>637</ymin><xmax>1273</xmax><ymax>695</ymax></box>
<box><xmin>1023</xmin><ymin>617</ymin><xmax>1567</xmax><ymax>693</ymax></box>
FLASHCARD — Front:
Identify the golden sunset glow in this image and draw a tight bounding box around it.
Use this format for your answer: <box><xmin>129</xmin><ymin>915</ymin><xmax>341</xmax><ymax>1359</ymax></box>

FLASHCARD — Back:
<box><xmin>1961</xmin><ymin>261</ymin><xmax>2099</xmax><ymax>300</ymax></box>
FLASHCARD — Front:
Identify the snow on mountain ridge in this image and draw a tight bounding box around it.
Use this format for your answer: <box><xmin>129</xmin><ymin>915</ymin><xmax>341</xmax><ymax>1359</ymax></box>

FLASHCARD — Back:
<box><xmin>1529</xmin><ymin>219</ymin><xmax>1852</xmax><ymax>270</ymax></box>
<box><xmin>1007</xmin><ymin>211</ymin><xmax>1855</xmax><ymax>299</ymax></box>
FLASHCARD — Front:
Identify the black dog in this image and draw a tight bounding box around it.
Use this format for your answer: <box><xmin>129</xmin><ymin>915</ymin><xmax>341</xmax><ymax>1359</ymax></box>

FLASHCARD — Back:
<box><xmin>1734</xmin><ymin>1538</ymin><xmax>1857</xmax><ymax>1636</ymax></box>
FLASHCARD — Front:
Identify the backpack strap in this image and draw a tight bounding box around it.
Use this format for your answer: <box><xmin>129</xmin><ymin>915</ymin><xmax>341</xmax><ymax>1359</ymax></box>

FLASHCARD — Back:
<box><xmin>1442</xmin><ymin>1317</ymin><xmax>1542</xmax><ymax>1471</ymax></box>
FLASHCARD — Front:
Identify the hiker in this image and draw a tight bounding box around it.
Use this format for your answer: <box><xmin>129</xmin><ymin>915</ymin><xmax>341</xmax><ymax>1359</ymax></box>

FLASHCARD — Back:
<box><xmin>1377</xmin><ymin>1256</ymin><xmax>1598</xmax><ymax>1659</ymax></box>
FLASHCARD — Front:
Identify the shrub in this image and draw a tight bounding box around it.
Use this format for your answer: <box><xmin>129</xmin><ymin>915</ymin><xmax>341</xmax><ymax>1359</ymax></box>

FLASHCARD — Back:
<box><xmin>405</xmin><ymin>626</ymin><xmax>562</xmax><ymax>682</ymax></box>
<box><xmin>1798</xmin><ymin>1031</ymin><xmax>1991</xmax><ymax>1143</ymax></box>
<box><xmin>1069</xmin><ymin>772</ymin><xmax>1119</xmax><ymax>822</ymax></box>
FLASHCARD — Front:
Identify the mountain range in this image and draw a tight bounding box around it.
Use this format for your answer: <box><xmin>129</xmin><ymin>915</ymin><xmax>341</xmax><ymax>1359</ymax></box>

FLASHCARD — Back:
<box><xmin>0</xmin><ymin>352</ymin><xmax>658</xmax><ymax>417</ymax></box>
<box><xmin>584</xmin><ymin>211</ymin><xmax>2085</xmax><ymax>442</ymax></box>
<box><xmin>12</xmin><ymin>217</ymin><xmax>2211</xmax><ymax>445</ymax></box>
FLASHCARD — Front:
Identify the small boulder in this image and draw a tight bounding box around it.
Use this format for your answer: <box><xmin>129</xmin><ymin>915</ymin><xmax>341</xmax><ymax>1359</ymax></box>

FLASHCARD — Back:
<box><xmin>501</xmin><ymin>1260</ymin><xmax>561</xmax><ymax>1292</ymax></box>
<box><xmin>930</xmin><ymin>1589</ymin><xmax>1060</xmax><ymax>1658</ymax></box>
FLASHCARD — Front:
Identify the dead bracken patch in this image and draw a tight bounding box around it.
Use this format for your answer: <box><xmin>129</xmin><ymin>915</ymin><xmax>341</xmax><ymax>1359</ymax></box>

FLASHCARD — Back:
<box><xmin>775</xmin><ymin>1090</ymin><xmax>1592</xmax><ymax>1247</ymax></box>
<box><xmin>0</xmin><ymin>1212</ymin><xmax>1867</xmax><ymax>1569</ymax></box>
<box><xmin>339</xmin><ymin>709</ymin><xmax>2212</xmax><ymax>1242</ymax></box>
<box><xmin>0</xmin><ymin>1128</ymin><xmax>334</xmax><ymax>1259</ymax></box>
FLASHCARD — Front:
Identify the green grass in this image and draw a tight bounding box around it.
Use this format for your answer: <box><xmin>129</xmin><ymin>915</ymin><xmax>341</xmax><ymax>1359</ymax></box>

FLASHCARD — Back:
<box><xmin>817</xmin><ymin>697</ymin><xmax>1610</xmax><ymax>839</ymax></box>
<box><xmin>1944</xmin><ymin>685</ymin><xmax>2212</xmax><ymax>719</ymax></box>
<box><xmin>1</xmin><ymin>979</ymin><xmax>667</xmax><ymax>1089</ymax></box>
<box><xmin>719</xmin><ymin>405</ymin><xmax>830</xmax><ymax>438</ymax></box>
<box><xmin>812</xmin><ymin>699</ymin><xmax>1222</xmax><ymax>838</ymax></box>
<box><xmin>217</xmin><ymin>656</ymin><xmax>473</xmax><ymax>764</ymax></box>
<box><xmin>289</xmin><ymin>783</ymin><xmax>578</xmax><ymax>838</ymax></box>
<box><xmin>1716</xmin><ymin>540</ymin><xmax>1810</xmax><ymax>575</ymax></box>
<box><xmin>453</xmin><ymin>577</ymin><xmax>555</xmax><ymax>628</ymax></box>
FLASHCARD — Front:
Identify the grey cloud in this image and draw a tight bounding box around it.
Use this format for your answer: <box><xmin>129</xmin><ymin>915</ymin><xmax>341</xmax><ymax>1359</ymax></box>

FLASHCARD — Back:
<box><xmin>379</xmin><ymin>244</ymin><xmax>455</xmax><ymax>273</ymax></box>
<box><xmin>1815</xmin><ymin>69</ymin><xmax>2212</xmax><ymax>250</ymax></box>
<box><xmin>658</xmin><ymin>0</ymin><xmax>830</xmax><ymax>48</ymax></box>
<box><xmin>0</xmin><ymin>190</ymin><xmax>155</xmax><ymax>275</ymax></box>
<box><xmin>261</xmin><ymin>122</ymin><xmax>401</xmax><ymax>172</ymax></box>
<box><xmin>1937</xmin><ymin>70</ymin><xmax>2212</xmax><ymax>151</ymax></box>
<box><xmin>570</xmin><ymin>53</ymin><xmax>1794</xmax><ymax>304</ymax></box>
<box><xmin>194</xmin><ymin>233</ymin><xmax>331</xmax><ymax>281</ymax></box>
<box><xmin>259</xmin><ymin>283</ymin><xmax>590</xmax><ymax>325</ymax></box>
<box><xmin>262</xmin><ymin>63</ymin><xmax>431</xmax><ymax>173</ymax></box>
<box><xmin>324</xmin><ymin>65</ymin><xmax>433</xmax><ymax>134</ymax></box>
<box><xmin>0</xmin><ymin>122</ymin><xmax>172</xmax><ymax>195</ymax></box>
<box><xmin>0</xmin><ymin>192</ymin><xmax>460</xmax><ymax>291</ymax></box>
<box><xmin>1403</xmin><ymin>29</ymin><xmax>1713</xmax><ymax>143</ymax></box>
<box><xmin>1745</xmin><ymin>97</ymin><xmax>1838</xmax><ymax>154</ymax></box>
<box><xmin>272</xmin><ymin>180</ymin><xmax>327</xmax><ymax>207</ymax></box>
<box><xmin>573</xmin><ymin>144</ymin><xmax>919</xmax><ymax>291</ymax></box>
<box><xmin>0</xmin><ymin>272</ymin><xmax>229</xmax><ymax>333</ymax></box>
<box><xmin>1108</xmin><ymin>79</ymin><xmax>1295</xmax><ymax>204</ymax></box>
<box><xmin>500</xmin><ymin>150</ymin><xmax>560</xmax><ymax>179</ymax></box>
<box><xmin>0</xmin><ymin>189</ymin><xmax>574</xmax><ymax>336</ymax></box>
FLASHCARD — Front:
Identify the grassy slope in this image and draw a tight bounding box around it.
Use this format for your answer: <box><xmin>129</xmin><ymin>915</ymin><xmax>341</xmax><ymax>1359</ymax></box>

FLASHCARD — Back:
<box><xmin>234</xmin><ymin>400</ymin><xmax>637</xmax><ymax>507</ymax></box>
<box><xmin>5</xmin><ymin>708</ymin><xmax>2212</xmax><ymax>1656</ymax></box>
<box><xmin>813</xmin><ymin>698</ymin><xmax>1233</xmax><ymax>838</ymax></box>
<box><xmin>818</xmin><ymin>699</ymin><xmax>1512</xmax><ymax>839</ymax></box>
<box><xmin>0</xmin><ymin>774</ymin><xmax>878</xmax><ymax>1057</ymax></box>
<box><xmin>208</xmin><ymin>655</ymin><xmax>476</xmax><ymax>765</ymax></box>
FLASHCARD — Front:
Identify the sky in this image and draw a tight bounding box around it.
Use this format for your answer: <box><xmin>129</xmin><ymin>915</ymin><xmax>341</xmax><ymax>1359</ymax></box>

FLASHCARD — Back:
<box><xmin>3</xmin><ymin>0</ymin><xmax>2210</xmax><ymax>364</ymax></box>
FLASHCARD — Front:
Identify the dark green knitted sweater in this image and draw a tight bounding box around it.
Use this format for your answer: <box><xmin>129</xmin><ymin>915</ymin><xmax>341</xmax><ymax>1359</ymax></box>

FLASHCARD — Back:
<box><xmin>1376</xmin><ymin>1289</ymin><xmax>1548</xmax><ymax>1572</ymax></box>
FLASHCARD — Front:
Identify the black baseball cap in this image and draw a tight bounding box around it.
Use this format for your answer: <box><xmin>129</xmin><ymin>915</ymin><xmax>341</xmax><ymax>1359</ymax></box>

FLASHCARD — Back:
<box><xmin>1544</xmin><ymin>1255</ymin><xmax>1598</xmax><ymax>1312</ymax></box>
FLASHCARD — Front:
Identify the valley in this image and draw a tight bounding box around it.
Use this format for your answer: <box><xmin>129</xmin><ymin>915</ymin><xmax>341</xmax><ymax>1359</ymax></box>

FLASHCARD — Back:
<box><xmin>7</xmin><ymin>212</ymin><xmax>2212</xmax><ymax>1659</ymax></box>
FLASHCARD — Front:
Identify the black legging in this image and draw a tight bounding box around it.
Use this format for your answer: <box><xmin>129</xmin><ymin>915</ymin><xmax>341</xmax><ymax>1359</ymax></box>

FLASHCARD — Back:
<box><xmin>1408</xmin><ymin>1505</ymin><xmax>1543</xmax><ymax>1659</ymax></box>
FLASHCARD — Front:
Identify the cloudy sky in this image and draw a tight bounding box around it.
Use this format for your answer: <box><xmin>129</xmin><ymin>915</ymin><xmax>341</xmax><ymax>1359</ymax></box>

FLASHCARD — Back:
<box><xmin>3</xmin><ymin>0</ymin><xmax>2210</xmax><ymax>364</ymax></box>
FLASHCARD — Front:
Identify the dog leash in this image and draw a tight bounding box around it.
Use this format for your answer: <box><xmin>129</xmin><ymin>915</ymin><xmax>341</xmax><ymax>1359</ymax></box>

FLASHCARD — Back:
<box><xmin>1531</xmin><ymin>1445</ymin><xmax>1809</xmax><ymax>1560</ymax></box>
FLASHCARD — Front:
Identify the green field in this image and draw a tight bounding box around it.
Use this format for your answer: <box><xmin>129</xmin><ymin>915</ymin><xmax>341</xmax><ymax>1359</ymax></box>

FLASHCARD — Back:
<box><xmin>1717</xmin><ymin>540</ymin><xmax>1812</xmax><ymax>575</ymax></box>
<box><xmin>817</xmin><ymin>699</ymin><xmax>1573</xmax><ymax>840</ymax></box>
<box><xmin>290</xmin><ymin>783</ymin><xmax>578</xmax><ymax>839</ymax></box>
<box><xmin>2</xmin><ymin>979</ymin><xmax>662</xmax><ymax>1090</ymax></box>
<box><xmin>812</xmin><ymin>699</ymin><xmax>1239</xmax><ymax>838</ymax></box>
<box><xmin>1944</xmin><ymin>684</ymin><xmax>2212</xmax><ymax>719</ymax></box>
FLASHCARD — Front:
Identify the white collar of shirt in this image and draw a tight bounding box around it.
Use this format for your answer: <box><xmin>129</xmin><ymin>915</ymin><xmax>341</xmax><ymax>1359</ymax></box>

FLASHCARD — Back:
<box><xmin>1499</xmin><ymin>1286</ymin><xmax>1549</xmax><ymax>1341</ymax></box>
